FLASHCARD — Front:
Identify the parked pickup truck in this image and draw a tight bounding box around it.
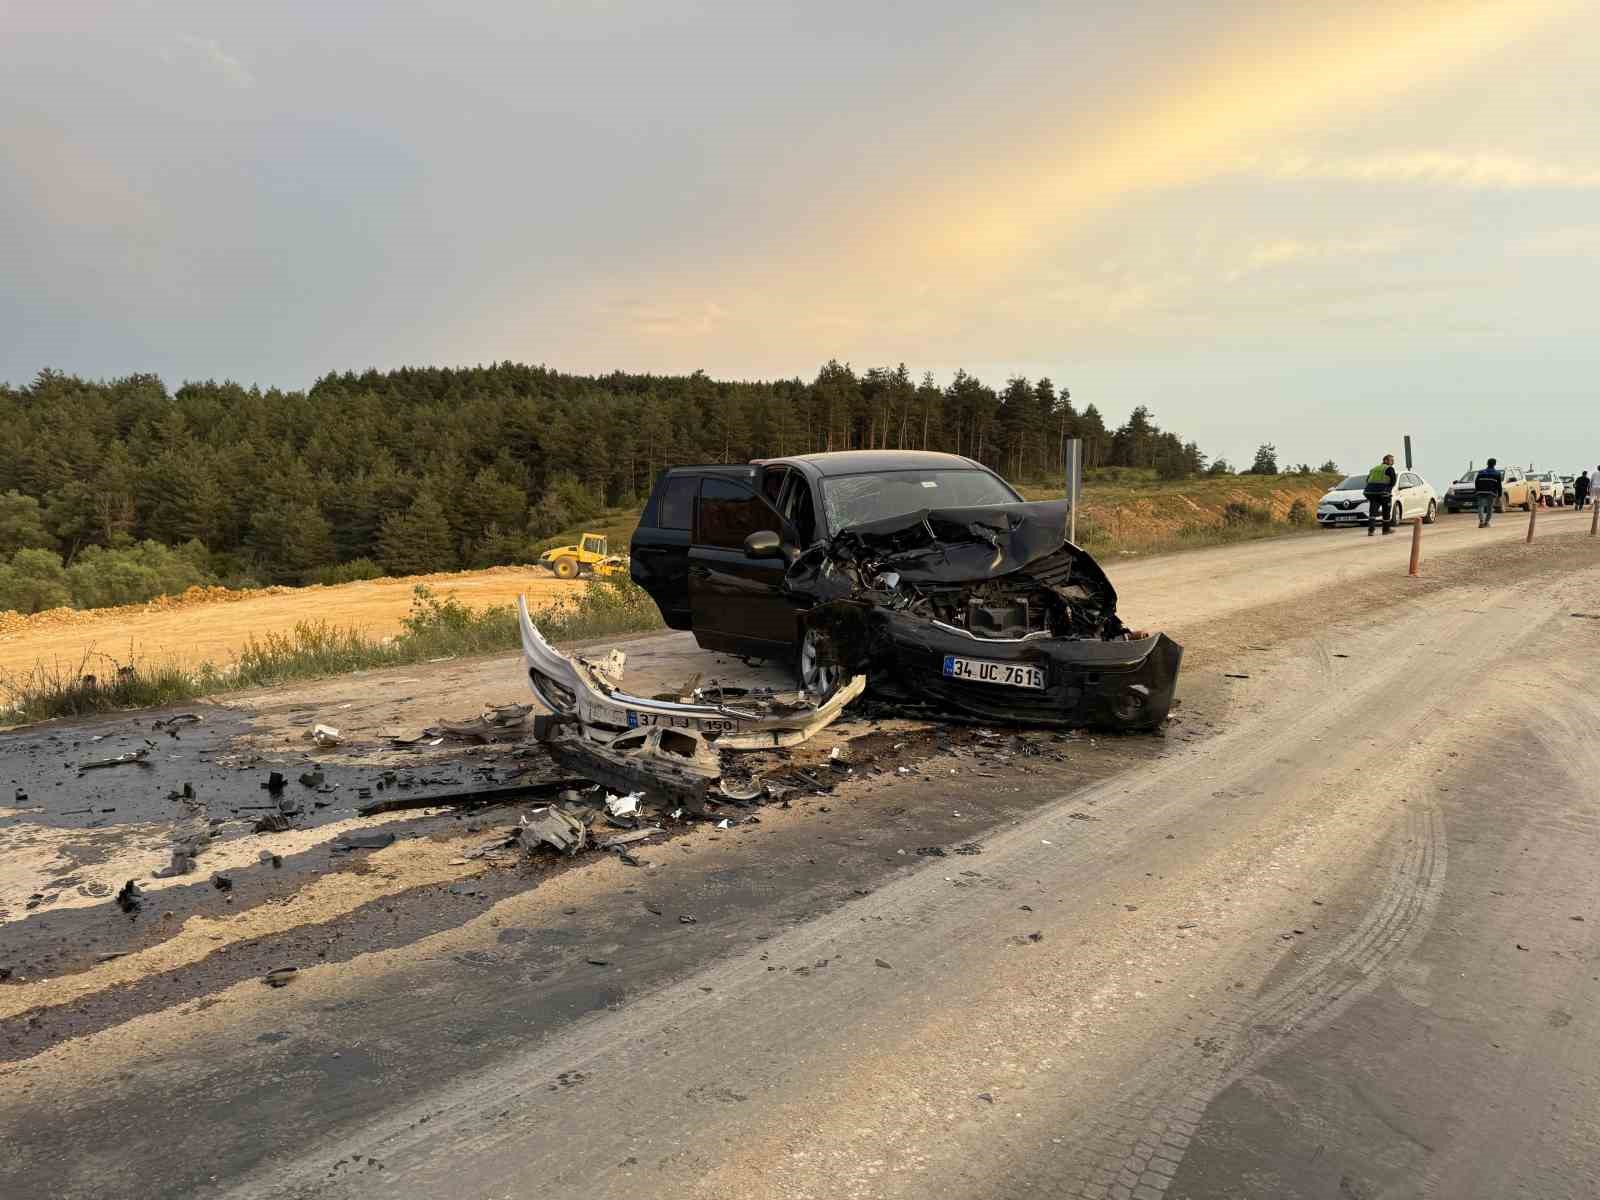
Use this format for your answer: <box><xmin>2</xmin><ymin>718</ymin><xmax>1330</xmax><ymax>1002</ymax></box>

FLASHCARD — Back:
<box><xmin>628</xmin><ymin>450</ymin><xmax>1182</xmax><ymax>731</ymax></box>
<box><xmin>1442</xmin><ymin>466</ymin><xmax>1538</xmax><ymax>514</ymax></box>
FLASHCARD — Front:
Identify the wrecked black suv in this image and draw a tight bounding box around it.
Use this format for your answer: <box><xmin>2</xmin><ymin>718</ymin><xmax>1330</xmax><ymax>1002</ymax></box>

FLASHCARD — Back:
<box><xmin>630</xmin><ymin>450</ymin><xmax>1181</xmax><ymax>730</ymax></box>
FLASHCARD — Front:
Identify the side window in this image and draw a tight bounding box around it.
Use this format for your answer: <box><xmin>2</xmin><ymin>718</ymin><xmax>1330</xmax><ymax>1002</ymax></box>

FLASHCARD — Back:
<box><xmin>780</xmin><ymin>475</ymin><xmax>818</xmax><ymax>546</ymax></box>
<box><xmin>697</xmin><ymin>477</ymin><xmax>775</xmax><ymax>549</ymax></box>
<box><xmin>658</xmin><ymin>475</ymin><xmax>697</xmax><ymax>530</ymax></box>
<box><xmin>760</xmin><ymin>467</ymin><xmax>788</xmax><ymax>506</ymax></box>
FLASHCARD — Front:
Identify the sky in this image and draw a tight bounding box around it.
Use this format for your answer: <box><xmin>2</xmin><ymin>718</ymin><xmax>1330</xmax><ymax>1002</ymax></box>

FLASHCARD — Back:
<box><xmin>3</xmin><ymin>0</ymin><xmax>1599</xmax><ymax>480</ymax></box>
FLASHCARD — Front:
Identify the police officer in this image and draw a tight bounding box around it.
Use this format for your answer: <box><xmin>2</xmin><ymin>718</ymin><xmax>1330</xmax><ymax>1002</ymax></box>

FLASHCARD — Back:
<box><xmin>1364</xmin><ymin>453</ymin><xmax>1398</xmax><ymax>535</ymax></box>
<box><xmin>1474</xmin><ymin>457</ymin><xmax>1503</xmax><ymax>527</ymax></box>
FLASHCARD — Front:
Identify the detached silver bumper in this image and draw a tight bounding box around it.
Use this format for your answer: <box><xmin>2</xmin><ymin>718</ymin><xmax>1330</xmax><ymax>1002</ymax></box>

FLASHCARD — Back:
<box><xmin>516</xmin><ymin>596</ymin><xmax>864</xmax><ymax>749</ymax></box>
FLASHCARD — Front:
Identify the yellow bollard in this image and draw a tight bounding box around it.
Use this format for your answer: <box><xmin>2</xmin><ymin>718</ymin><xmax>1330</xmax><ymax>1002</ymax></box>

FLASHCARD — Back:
<box><xmin>1408</xmin><ymin>518</ymin><xmax>1422</xmax><ymax>576</ymax></box>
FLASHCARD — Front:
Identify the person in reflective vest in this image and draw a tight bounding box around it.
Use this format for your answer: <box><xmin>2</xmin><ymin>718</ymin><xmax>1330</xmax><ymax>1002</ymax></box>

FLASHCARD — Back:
<box><xmin>1473</xmin><ymin>458</ymin><xmax>1503</xmax><ymax>528</ymax></box>
<box><xmin>1364</xmin><ymin>454</ymin><xmax>1398</xmax><ymax>536</ymax></box>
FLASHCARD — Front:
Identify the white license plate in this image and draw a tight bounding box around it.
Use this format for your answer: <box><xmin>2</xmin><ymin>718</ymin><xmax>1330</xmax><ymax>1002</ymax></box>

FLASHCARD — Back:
<box><xmin>942</xmin><ymin>656</ymin><xmax>1045</xmax><ymax>689</ymax></box>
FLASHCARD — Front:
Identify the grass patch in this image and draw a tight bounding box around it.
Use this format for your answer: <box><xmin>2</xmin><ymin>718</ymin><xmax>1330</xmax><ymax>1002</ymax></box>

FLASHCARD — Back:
<box><xmin>0</xmin><ymin>575</ymin><xmax>663</xmax><ymax>726</ymax></box>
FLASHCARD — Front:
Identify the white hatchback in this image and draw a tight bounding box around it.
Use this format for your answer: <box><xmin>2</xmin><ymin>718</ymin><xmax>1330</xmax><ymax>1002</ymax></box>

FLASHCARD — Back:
<box><xmin>1316</xmin><ymin>471</ymin><xmax>1439</xmax><ymax>528</ymax></box>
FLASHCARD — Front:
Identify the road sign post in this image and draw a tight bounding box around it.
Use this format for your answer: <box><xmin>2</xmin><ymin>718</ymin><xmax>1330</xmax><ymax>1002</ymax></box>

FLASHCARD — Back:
<box><xmin>1065</xmin><ymin>438</ymin><xmax>1083</xmax><ymax>545</ymax></box>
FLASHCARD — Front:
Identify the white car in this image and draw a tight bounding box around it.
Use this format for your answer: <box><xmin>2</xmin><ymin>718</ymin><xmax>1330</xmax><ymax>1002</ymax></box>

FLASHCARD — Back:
<box><xmin>1532</xmin><ymin>471</ymin><xmax>1565</xmax><ymax>506</ymax></box>
<box><xmin>1316</xmin><ymin>470</ymin><xmax>1439</xmax><ymax>528</ymax></box>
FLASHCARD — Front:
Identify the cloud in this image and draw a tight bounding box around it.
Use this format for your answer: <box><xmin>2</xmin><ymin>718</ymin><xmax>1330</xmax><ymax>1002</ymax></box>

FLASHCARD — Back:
<box><xmin>1232</xmin><ymin>230</ymin><xmax>1419</xmax><ymax>276</ymax></box>
<box><xmin>1261</xmin><ymin>151</ymin><xmax>1600</xmax><ymax>189</ymax></box>
<box><xmin>1517</xmin><ymin>226</ymin><xmax>1600</xmax><ymax>255</ymax></box>
<box><xmin>597</xmin><ymin>297</ymin><xmax>728</xmax><ymax>338</ymax></box>
<box><xmin>170</xmin><ymin>34</ymin><xmax>255</xmax><ymax>89</ymax></box>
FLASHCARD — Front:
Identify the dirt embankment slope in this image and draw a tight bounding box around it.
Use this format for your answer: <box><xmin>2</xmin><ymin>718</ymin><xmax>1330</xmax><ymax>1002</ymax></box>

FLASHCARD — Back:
<box><xmin>0</xmin><ymin>567</ymin><xmax>584</xmax><ymax>677</ymax></box>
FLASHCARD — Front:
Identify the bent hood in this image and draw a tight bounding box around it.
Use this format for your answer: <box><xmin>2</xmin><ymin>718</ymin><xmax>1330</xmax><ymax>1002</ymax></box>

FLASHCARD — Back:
<box><xmin>828</xmin><ymin>499</ymin><xmax>1114</xmax><ymax>594</ymax></box>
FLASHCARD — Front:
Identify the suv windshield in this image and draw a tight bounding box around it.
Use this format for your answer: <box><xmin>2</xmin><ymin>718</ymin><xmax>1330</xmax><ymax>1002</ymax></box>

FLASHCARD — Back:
<box><xmin>821</xmin><ymin>469</ymin><xmax>1019</xmax><ymax>532</ymax></box>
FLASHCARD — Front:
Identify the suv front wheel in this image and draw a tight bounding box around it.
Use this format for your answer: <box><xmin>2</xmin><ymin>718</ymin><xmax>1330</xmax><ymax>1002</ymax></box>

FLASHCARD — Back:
<box><xmin>797</xmin><ymin>626</ymin><xmax>840</xmax><ymax>695</ymax></box>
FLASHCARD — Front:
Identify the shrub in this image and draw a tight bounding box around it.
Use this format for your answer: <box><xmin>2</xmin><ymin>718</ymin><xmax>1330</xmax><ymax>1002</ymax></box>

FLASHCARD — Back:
<box><xmin>1287</xmin><ymin>498</ymin><xmax>1313</xmax><ymax>526</ymax></box>
<box><xmin>0</xmin><ymin>548</ymin><xmax>72</xmax><ymax>614</ymax></box>
<box><xmin>64</xmin><ymin>539</ymin><xmax>216</xmax><ymax>609</ymax></box>
<box><xmin>1221</xmin><ymin>500</ymin><xmax>1273</xmax><ymax>528</ymax></box>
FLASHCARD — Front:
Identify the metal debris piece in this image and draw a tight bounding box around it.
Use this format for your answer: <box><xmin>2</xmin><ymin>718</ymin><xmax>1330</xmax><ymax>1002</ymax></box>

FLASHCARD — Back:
<box><xmin>152</xmin><ymin>851</ymin><xmax>195</xmax><ymax>879</ymax></box>
<box><xmin>152</xmin><ymin>713</ymin><xmax>203</xmax><ymax>732</ymax></box>
<box><xmin>598</xmin><ymin>826</ymin><xmax>664</xmax><ymax>850</ymax></box>
<box><xmin>517</xmin><ymin>597</ymin><xmax>864</xmax><ymax>749</ymax></box>
<box><xmin>263</xmin><ymin>966</ymin><xmax>298</xmax><ymax>988</ymax></box>
<box><xmin>253</xmin><ymin>812</ymin><xmax>293</xmax><ymax>833</ymax></box>
<box><xmin>538</xmin><ymin>722</ymin><xmax>721</xmax><ymax>804</ymax></box>
<box><xmin>299</xmin><ymin>770</ymin><xmax>325</xmax><ymax>788</ymax></box>
<box><xmin>332</xmin><ymin>830</ymin><xmax>397</xmax><ymax>852</ymax></box>
<box><xmin>258</xmin><ymin>851</ymin><xmax>283</xmax><ymax>868</ymax></box>
<box><xmin>355</xmin><ymin>777</ymin><xmax>585</xmax><ymax>818</ymax></box>
<box><xmin>211</xmin><ymin>872</ymin><xmax>234</xmax><ymax>891</ymax></box>
<box><xmin>78</xmin><ymin>748</ymin><xmax>152</xmax><ymax>772</ymax></box>
<box><xmin>519</xmin><ymin>808</ymin><xmax>587</xmax><ymax>856</ymax></box>
<box><xmin>309</xmin><ymin>724</ymin><xmax>341</xmax><ymax>748</ymax></box>
<box><xmin>437</xmin><ymin>703</ymin><xmax>535</xmax><ymax>742</ymax></box>
<box><xmin>263</xmin><ymin>772</ymin><xmax>287</xmax><ymax>794</ymax></box>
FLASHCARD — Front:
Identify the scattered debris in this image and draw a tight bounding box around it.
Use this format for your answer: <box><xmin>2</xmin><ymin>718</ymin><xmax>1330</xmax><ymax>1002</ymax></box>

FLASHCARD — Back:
<box><xmin>253</xmin><ymin>813</ymin><xmax>293</xmax><ymax>833</ymax></box>
<box><xmin>332</xmin><ymin>831</ymin><xmax>397</xmax><ymax>852</ymax></box>
<box><xmin>976</xmin><ymin>1092</ymin><xmax>995</xmax><ymax>1104</ymax></box>
<box><xmin>78</xmin><ymin>747</ymin><xmax>152</xmax><ymax>772</ymax></box>
<box><xmin>598</xmin><ymin>827</ymin><xmax>663</xmax><ymax>850</ymax></box>
<box><xmin>538</xmin><ymin>721</ymin><xmax>721</xmax><ymax>804</ymax></box>
<box><xmin>263</xmin><ymin>772</ymin><xmax>287</xmax><ymax>794</ymax></box>
<box><xmin>152</xmin><ymin>713</ymin><xmax>203</xmax><ymax>733</ymax></box>
<box><xmin>298</xmin><ymin>770</ymin><xmax>325</xmax><ymax>789</ymax></box>
<box><xmin>356</xmin><ymin>777</ymin><xmax>585</xmax><ymax>818</ymax></box>
<box><xmin>605</xmin><ymin>792</ymin><xmax>642</xmax><ymax>819</ymax></box>
<box><xmin>262</xmin><ymin>967</ymin><xmax>298</xmax><ymax>988</ymax></box>
<box><xmin>437</xmin><ymin>704</ymin><xmax>534</xmax><ymax>742</ymax></box>
<box><xmin>211</xmin><ymin>872</ymin><xmax>234</xmax><ymax>891</ymax></box>
<box><xmin>874</xmin><ymin>958</ymin><xmax>892</xmax><ymax>969</ymax></box>
<box><xmin>258</xmin><ymin>851</ymin><xmax>283</xmax><ymax>869</ymax></box>
<box><xmin>519</xmin><ymin>808</ymin><xmax>587</xmax><ymax>856</ymax></box>
<box><xmin>518</xmin><ymin>599</ymin><xmax>865</xmax><ymax>749</ymax></box>
<box><xmin>1223</xmin><ymin>673</ymin><xmax>1251</xmax><ymax>680</ymax></box>
<box><xmin>152</xmin><ymin>851</ymin><xmax>195</xmax><ymax>879</ymax></box>
<box><xmin>309</xmin><ymin>724</ymin><xmax>341</xmax><ymax>748</ymax></box>
<box><xmin>115</xmin><ymin>880</ymin><xmax>143</xmax><ymax>913</ymax></box>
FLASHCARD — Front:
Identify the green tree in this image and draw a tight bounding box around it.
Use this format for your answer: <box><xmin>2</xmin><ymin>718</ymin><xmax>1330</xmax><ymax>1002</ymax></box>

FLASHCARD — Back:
<box><xmin>1246</xmin><ymin>443</ymin><xmax>1279</xmax><ymax>475</ymax></box>
<box><xmin>248</xmin><ymin>500</ymin><xmax>336</xmax><ymax>584</ymax></box>
<box><xmin>0</xmin><ymin>491</ymin><xmax>57</xmax><ymax>555</ymax></box>
<box><xmin>378</xmin><ymin>489</ymin><xmax>456</xmax><ymax>576</ymax></box>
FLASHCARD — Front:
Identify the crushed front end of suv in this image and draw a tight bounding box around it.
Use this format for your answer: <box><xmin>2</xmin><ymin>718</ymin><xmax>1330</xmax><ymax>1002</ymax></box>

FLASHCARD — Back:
<box><xmin>629</xmin><ymin>452</ymin><xmax>1181</xmax><ymax>733</ymax></box>
<box><xmin>794</xmin><ymin>499</ymin><xmax>1182</xmax><ymax>731</ymax></box>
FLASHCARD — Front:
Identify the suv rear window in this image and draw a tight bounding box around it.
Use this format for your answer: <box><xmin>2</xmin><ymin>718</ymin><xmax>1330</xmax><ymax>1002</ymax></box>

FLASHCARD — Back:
<box><xmin>658</xmin><ymin>475</ymin><xmax>697</xmax><ymax>530</ymax></box>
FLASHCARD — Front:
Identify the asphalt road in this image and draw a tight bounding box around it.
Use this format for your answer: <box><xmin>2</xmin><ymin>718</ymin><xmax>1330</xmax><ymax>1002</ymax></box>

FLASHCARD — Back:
<box><xmin>4</xmin><ymin>509</ymin><xmax>1600</xmax><ymax>1200</ymax></box>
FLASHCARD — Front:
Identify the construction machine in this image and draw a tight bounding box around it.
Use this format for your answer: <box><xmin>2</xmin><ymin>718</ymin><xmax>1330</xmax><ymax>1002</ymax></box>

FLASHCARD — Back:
<box><xmin>537</xmin><ymin>532</ymin><xmax>625</xmax><ymax>580</ymax></box>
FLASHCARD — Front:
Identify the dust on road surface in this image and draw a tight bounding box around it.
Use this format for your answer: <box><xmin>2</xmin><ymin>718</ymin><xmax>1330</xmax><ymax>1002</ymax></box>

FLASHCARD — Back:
<box><xmin>3</xmin><ymin>510</ymin><xmax>1599</xmax><ymax>1200</ymax></box>
<box><xmin>0</xmin><ymin>565</ymin><xmax>585</xmax><ymax>678</ymax></box>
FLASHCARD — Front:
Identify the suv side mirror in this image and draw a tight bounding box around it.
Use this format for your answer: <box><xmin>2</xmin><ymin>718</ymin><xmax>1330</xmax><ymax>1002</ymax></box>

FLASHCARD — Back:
<box><xmin>744</xmin><ymin>530</ymin><xmax>784</xmax><ymax>559</ymax></box>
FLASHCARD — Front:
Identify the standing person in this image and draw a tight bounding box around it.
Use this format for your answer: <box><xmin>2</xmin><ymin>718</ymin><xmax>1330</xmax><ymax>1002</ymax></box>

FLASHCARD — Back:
<box><xmin>1575</xmin><ymin>470</ymin><xmax>1591</xmax><ymax>511</ymax></box>
<box><xmin>1474</xmin><ymin>458</ymin><xmax>1503</xmax><ymax>527</ymax></box>
<box><xmin>1364</xmin><ymin>453</ymin><xmax>1398</xmax><ymax>536</ymax></box>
